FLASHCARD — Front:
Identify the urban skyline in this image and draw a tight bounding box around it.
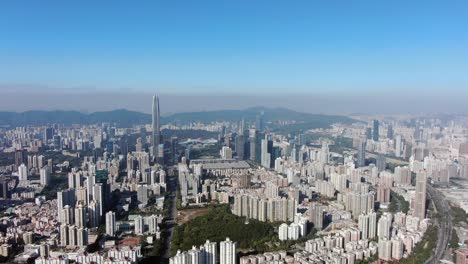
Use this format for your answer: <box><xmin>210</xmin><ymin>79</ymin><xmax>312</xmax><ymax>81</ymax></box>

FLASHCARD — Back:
<box><xmin>1</xmin><ymin>1</ymin><xmax>468</xmax><ymax>264</ymax></box>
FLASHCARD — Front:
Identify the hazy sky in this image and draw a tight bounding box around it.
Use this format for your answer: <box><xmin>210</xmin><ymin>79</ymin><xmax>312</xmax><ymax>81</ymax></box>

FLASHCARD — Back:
<box><xmin>0</xmin><ymin>1</ymin><xmax>467</xmax><ymax>113</ymax></box>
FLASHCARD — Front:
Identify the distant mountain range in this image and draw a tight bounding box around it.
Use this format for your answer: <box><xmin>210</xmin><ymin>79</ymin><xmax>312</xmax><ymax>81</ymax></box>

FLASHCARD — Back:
<box><xmin>0</xmin><ymin>107</ymin><xmax>356</xmax><ymax>130</ymax></box>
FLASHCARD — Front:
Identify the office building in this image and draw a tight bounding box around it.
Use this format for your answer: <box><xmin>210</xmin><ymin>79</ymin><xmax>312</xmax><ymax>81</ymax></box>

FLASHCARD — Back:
<box><xmin>357</xmin><ymin>140</ymin><xmax>366</xmax><ymax>167</ymax></box>
<box><xmin>255</xmin><ymin>112</ymin><xmax>264</xmax><ymax>131</ymax></box>
<box><xmin>376</xmin><ymin>154</ymin><xmax>386</xmax><ymax>172</ymax></box>
<box><xmin>261</xmin><ymin>137</ymin><xmax>273</xmax><ymax>169</ymax></box>
<box><xmin>152</xmin><ymin>94</ymin><xmax>162</xmax><ymax>158</ymax></box>
<box><xmin>387</xmin><ymin>125</ymin><xmax>394</xmax><ymax>139</ymax></box>
<box><xmin>366</xmin><ymin>128</ymin><xmax>372</xmax><ymax>140</ymax></box>
<box><xmin>235</xmin><ymin>134</ymin><xmax>245</xmax><ymax>160</ymax></box>
<box><xmin>373</xmin><ymin>120</ymin><xmax>379</xmax><ymax>141</ymax></box>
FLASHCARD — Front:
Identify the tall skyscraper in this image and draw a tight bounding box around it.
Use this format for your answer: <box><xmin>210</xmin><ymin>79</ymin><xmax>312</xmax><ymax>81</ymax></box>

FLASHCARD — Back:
<box><xmin>395</xmin><ymin>134</ymin><xmax>402</xmax><ymax>157</ymax></box>
<box><xmin>44</xmin><ymin>127</ymin><xmax>54</xmax><ymax>142</ymax></box>
<box><xmin>414</xmin><ymin>171</ymin><xmax>427</xmax><ymax>220</ymax></box>
<box><xmin>357</xmin><ymin>140</ymin><xmax>366</xmax><ymax>167</ymax></box>
<box><xmin>366</xmin><ymin>128</ymin><xmax>372</xmax><ymax>140</ymax></box>
<box><xmin>261</xmin><ymin>136</ymin><xmax>273</xmax><ymax>169</ymax></box>
<box><xmin>152</xmin><ymin>94</ymin><xmax>162</xmax><ymax>157</ymax></box>
<box><xmin>249</xmin><ymin>134</ymin><xmax>257</xmax><ymax>161</ymax></box>
<box><xmin>255</xmin><ymin>111</ymin><xmax>264</xmax><ymax>132</ymax></box>
<box><xmin>372</xmin><ymin>120</ymin><xmax>380</xmax><ymax>141</ymax></box>
<box><xmin>387</xmin><ymin>124</ymin><xmax>394</xmax><ymax>139</ymax></box>
<box><xmin>376</xmin><ymin>154</ymin><xmax>386</xmax><ymax>172</ymax></box>
<box><xmin>235</xmin><ymin>134</ymin><xmax>245</xmax><ymax>160</ymax></box>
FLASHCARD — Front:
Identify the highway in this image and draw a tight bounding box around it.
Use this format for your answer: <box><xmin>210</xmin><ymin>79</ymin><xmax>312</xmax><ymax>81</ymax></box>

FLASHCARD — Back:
<box><xmin>425</xmin><ymin>184</ymin><xmax>453</xmax><ymax>264</ymax></box>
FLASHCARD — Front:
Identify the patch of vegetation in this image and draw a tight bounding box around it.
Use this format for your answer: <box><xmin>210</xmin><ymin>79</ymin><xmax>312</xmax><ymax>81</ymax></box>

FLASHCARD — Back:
<box><xmin>0</xmin><ymin>152</ymin><xmax>14</xmax><ymax>167</ymax></box>
<box><xmin>189</xmin><ymin>144</ymin><xmax>220</xmax><ymax>159</ymax></box>
<box><xmin>329</xmin><ymin>136</ymin><xmax>354</xmax><ymax>154</ymax></box>
<box><xmin>171</xmin><ymin>205</ymin><xmax>285</xmax><ymax>256</ymax></box>
<box><xmin>388</xmin><ymin>191</ymin><xmax>410</xmax><ymax>214</ymax></box>
<box><xmin>40</xmin><ymin>174</ymin><xmax>68</xmax><ymax>199</ymax></box>
<box><xmin>450</xmin><ymin>206</ymin><xmax>468</xmax><ymax>224</ymax></box>
<box><xmin>450</xmin><ymin>228</ymin><xmax>460</xmax><ymax>249</ymax></box>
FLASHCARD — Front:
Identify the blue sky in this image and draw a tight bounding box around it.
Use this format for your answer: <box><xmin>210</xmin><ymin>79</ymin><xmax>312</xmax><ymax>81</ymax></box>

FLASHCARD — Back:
<box><xmin>1</xmin><ymin>0</ymin><xmax>467</xmax><ymax>95</ymax></box>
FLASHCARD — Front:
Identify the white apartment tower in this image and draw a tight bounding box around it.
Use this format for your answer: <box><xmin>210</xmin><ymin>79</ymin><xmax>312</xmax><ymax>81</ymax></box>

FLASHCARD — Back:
<box><xmin>18</xmin><ymin>163</ymin><xmax>28</xmax><ymax>181</ymax></box>
<box><xmin>105</xmin><ymin>211</ymin><xmax>116</xmax><ymax>237</ymax></box>
<box><xmin>220</xmin><ymin>237</ymin><xmax>237</xmax><ymax>264</ymax></box>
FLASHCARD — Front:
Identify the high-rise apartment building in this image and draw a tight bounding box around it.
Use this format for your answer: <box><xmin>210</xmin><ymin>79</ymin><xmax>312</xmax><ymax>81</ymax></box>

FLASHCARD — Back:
<box><xmin>106</xmin><ymin>211</ymin><xmax>116</xmax><ymax>237</ymax></box>
<box><xmin>18</xmin><ymin>163</ymin><xmax>28</xmax><ymax>181</ymax></box>
<box><xmin>74</xmin><ymin>203</ymin><xmax>86</xmax><ymax>228</ymax></box>
<box><xmin>414</xmin><ymin>171</ymin><xmax>427</xmax><ymax>220</ymax></box>
<box><xmin>309</xmin><ymin>202</ymin><xmax>325</xmax><ymax>230</ymax></box>
<box><xmin>220</xmin><ymin>237</ymin><xmax>237</xmax><ymax>264</ymax></box>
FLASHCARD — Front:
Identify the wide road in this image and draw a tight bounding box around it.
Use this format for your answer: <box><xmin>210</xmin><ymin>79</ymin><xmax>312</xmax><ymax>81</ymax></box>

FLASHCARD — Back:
<box><xmin>160</xmin><ymin>171</ymin><xmax>178</xmax><ymax>263</ymax></box>
<box><xmin>425</xmin><ymin>184</ymin><xmax>453</xmax><ymax>264</ymax></box>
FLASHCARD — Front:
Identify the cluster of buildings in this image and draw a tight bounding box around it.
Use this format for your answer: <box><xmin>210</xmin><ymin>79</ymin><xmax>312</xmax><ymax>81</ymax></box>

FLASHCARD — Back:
<box><xmin>169</xmin><ymin>238</ymin><xmax>236</xmax><ymax>264</ymax></box>
<box><xmin>170</xmin><ymin>115</ymin><xmax>468</xmax><ymax>263</ymax></box>
<box><xmin>2</xmin><ymin>95</ymin><xmax>468</xmax><ymax>264</ymax></box>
